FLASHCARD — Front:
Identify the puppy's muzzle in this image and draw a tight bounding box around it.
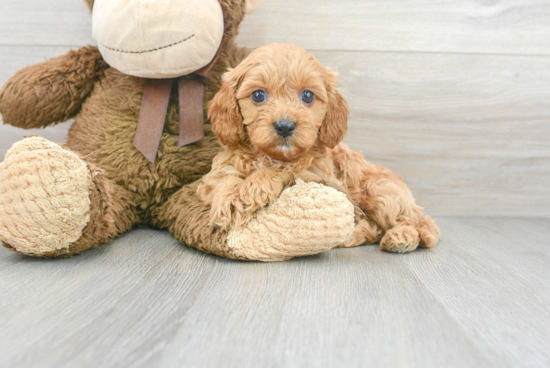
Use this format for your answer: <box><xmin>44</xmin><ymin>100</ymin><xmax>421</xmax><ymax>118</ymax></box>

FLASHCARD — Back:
<box><xmin>274</xmin><ymin>120</ymin><xmax>296</xmax><ymax>138</ymax></box>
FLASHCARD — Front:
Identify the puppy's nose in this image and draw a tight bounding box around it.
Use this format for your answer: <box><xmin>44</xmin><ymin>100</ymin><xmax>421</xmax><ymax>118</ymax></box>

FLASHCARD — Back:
<box><xmin>274</xmin><ymin>120</ymin><xmax>296</xmax><ymax>138</ymax></box>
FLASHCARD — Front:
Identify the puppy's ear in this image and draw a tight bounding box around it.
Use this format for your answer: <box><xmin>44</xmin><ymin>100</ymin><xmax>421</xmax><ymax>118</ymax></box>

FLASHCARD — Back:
<box><xmin>319</xmin><ymin>70</ymin><xmax>349</xmax><ymax>148</ymax></box>
<box><xmin>208</xmin><ymin>69</ymin><xmax>244</xmax><ymax>147</ymax></box>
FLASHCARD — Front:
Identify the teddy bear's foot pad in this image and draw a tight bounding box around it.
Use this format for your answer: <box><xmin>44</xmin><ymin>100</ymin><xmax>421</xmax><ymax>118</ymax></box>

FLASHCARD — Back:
<box><xmin>226</xmin><ymin>180</ymin><xmax>355</xmax><ymax>261</ymax></box>
<box><xmin>0</xmin><ymin>137</ymin><xmax>93</xmax><ymax>257</ymax></box>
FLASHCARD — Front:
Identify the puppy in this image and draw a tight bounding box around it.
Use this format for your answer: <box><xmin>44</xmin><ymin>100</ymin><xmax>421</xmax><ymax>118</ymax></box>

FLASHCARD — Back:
<box><xmin>198</xmin><ymin>43</ymin><xmax>440</xmax><ymax>253</ymax></box>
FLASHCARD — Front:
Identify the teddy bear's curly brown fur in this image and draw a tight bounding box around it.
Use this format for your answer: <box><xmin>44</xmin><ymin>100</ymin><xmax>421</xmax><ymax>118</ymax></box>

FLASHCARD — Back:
<box><xmin>0</xmin><ymin>0</ymin><xmax>252</xmax><ymax>258</ymax></box>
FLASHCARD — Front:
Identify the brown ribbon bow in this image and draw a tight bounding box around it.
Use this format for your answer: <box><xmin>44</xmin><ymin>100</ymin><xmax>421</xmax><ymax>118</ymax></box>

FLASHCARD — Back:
<box><xmin>133</xmin><ymin>56</ymin><xmax>218</xmax><ymax>163</ymax></box>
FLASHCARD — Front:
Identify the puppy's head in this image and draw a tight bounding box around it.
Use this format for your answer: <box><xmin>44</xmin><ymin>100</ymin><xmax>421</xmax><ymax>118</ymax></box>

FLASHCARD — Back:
<box><xmin>208</xmin><ymin>43</ymin><xmax>348</xmax><ymax>161</ymax></box>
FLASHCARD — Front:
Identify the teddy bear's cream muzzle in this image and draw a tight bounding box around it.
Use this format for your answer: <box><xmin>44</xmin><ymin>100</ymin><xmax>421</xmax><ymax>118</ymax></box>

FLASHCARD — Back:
<box><xmin>92</xmin><ymin>0</ymin><xmax>224</xmax><ymax>79</ymax></box>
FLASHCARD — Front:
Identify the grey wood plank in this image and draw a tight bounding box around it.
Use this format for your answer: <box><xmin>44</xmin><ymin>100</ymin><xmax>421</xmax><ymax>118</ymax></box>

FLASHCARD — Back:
<box><xmin>237</xmin><ymin>0</ymin><xmax>550</xmax><ymax>55</ymax></box>
<box><xmin>3</xmin><ymin>0</ymin><xmax>550</xmax><ymax>57</ymax></box>
<box><xmin>154</xmin><ymin>247</ymin><xmax>493</xmax><ymax>368</ymax></box>
<box><xmin>0</xmin><ymin>230</ymin><xmax>217</xmax><ymax>368</ymax></box>
<box><xmin>403</xmin><ymin>218</ymin><xmax>550</xmax><ymax>368</ymax></box>
<box><xmin>1</xmin><ymin>219</ymin><xmax>550</xmax><ymax>368</ymax></box>
<box><xmin>0</xmin><ymin>0</ymin><xmax>94</xmax><ymax>47</ymax></box>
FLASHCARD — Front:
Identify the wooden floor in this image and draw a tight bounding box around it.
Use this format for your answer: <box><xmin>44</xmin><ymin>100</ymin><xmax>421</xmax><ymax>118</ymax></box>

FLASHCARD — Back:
<box><xmin>0</xmin><ymin>217</ymin><xmax>549</xmax><ymax>368</ymax></box>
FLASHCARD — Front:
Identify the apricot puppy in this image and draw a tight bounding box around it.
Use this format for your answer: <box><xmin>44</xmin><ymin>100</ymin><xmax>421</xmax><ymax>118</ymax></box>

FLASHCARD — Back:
<box><xmin>198</xmin><ymin>43</ymin><xmax>440</xmax><ymax>253</ymax></box>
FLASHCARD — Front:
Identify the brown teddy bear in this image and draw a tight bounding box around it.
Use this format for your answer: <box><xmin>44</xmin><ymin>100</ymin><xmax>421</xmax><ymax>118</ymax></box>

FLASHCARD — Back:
<box><xmin>0</xmin><ymin>0</ymin><xmax>356</xmax><ymax>261</ymax></box>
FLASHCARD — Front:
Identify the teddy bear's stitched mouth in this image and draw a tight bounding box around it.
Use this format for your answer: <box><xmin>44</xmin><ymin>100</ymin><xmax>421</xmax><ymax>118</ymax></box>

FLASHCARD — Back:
<box><xmin>100</xmin><ymin>34</ymin><xmax>195</xmax><ymax>54</ymax></box>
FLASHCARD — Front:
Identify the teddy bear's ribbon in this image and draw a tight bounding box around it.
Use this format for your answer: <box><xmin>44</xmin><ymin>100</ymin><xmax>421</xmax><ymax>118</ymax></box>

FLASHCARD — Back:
<box><xmin>133</xmin><ymin>56</ymin><xmax>218</xmax><ymax>164</ymax></box>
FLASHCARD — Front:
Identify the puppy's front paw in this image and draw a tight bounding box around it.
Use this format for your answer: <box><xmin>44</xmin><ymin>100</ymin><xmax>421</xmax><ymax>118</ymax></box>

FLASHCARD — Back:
<box><xmin>239</xmin><ymin>171</ymin><xmax>287</xmax><ymax>220</ymax></box>
<box><xmin>209</xmin><ymin>195</ymin><xmax>247</xmax><ymax>230</ymax></box>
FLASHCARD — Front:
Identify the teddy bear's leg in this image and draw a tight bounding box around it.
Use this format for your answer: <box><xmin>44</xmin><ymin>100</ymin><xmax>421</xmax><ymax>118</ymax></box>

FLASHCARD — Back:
<box><xmin>0</xmin><ymin>137</ymin><xmax>137</xmax><ymax>258</ymax></box>
<box><xmin>154</xmin><ymin>180</ymin><xmax>356</xmax><ymax>262</ymax></box>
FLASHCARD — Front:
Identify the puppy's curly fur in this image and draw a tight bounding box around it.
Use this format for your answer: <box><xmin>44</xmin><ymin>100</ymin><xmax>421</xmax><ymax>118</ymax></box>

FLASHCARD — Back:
<box><xmin>199</xmin><ymin>43</ymin><xmax>440</xmax><ymax>253</ymax></box>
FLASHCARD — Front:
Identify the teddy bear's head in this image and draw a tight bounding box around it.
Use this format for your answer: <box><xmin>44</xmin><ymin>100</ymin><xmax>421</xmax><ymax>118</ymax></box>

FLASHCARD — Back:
<box><xmin>84</xmin><ymin>0</ymin><xmax>262</xmax><ymax>79</ymax></box>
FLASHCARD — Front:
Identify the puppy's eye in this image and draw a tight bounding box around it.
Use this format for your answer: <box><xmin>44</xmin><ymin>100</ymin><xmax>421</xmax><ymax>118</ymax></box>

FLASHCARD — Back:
<box><xmin>301</xmin><ymin>90</ymin><xmax>315</xmax><ymax>105</ymax></box>
<box><xmin>252</xmin><ymin>90</ymin><xmax>267</xmax><ymax>104</ymax></box>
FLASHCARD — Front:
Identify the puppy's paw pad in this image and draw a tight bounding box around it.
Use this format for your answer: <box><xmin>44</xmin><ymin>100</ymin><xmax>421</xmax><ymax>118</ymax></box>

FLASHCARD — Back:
<box><xmin>380</xmin><ymin>226</ymin><xmax>420</xmax><ymax>253</ymax></box>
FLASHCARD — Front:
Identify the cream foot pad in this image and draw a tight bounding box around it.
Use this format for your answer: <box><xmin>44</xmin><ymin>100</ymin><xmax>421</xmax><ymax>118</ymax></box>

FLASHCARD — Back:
<box><xmin>0</xmin><ymin>137</ymin><xmax>93</xmax><ymax>256</ymax></box>
<box><xmin>227</xmin><ymin>180</ymin><xmax>355</xmax><ymax>261</ymax></box>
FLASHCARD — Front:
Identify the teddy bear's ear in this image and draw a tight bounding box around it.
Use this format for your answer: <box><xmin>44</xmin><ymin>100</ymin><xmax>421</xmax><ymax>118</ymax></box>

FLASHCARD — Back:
<box><xmin>246</xmin><ymin>0</ymin><xmax>263</xmax><ymax>14</ymax></box>
<box><xmin>83</xmin><ymin>0</ymin><xmax>94</xmax><ymax>12</ymax></box>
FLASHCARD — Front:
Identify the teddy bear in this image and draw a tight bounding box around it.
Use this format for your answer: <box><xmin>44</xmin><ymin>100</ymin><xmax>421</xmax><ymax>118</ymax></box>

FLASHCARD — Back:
<box><xmin>0</xmin><ymin>0</ymin><xmax>356</xmax><ymax>261</ymax></box>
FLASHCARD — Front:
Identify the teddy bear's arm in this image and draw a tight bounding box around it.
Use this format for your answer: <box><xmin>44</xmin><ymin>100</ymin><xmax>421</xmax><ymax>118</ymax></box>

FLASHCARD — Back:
<box><xmin>0</xmin><ymin>46</ymin><xmax>107</xmax><ymax>129</ymax></box>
